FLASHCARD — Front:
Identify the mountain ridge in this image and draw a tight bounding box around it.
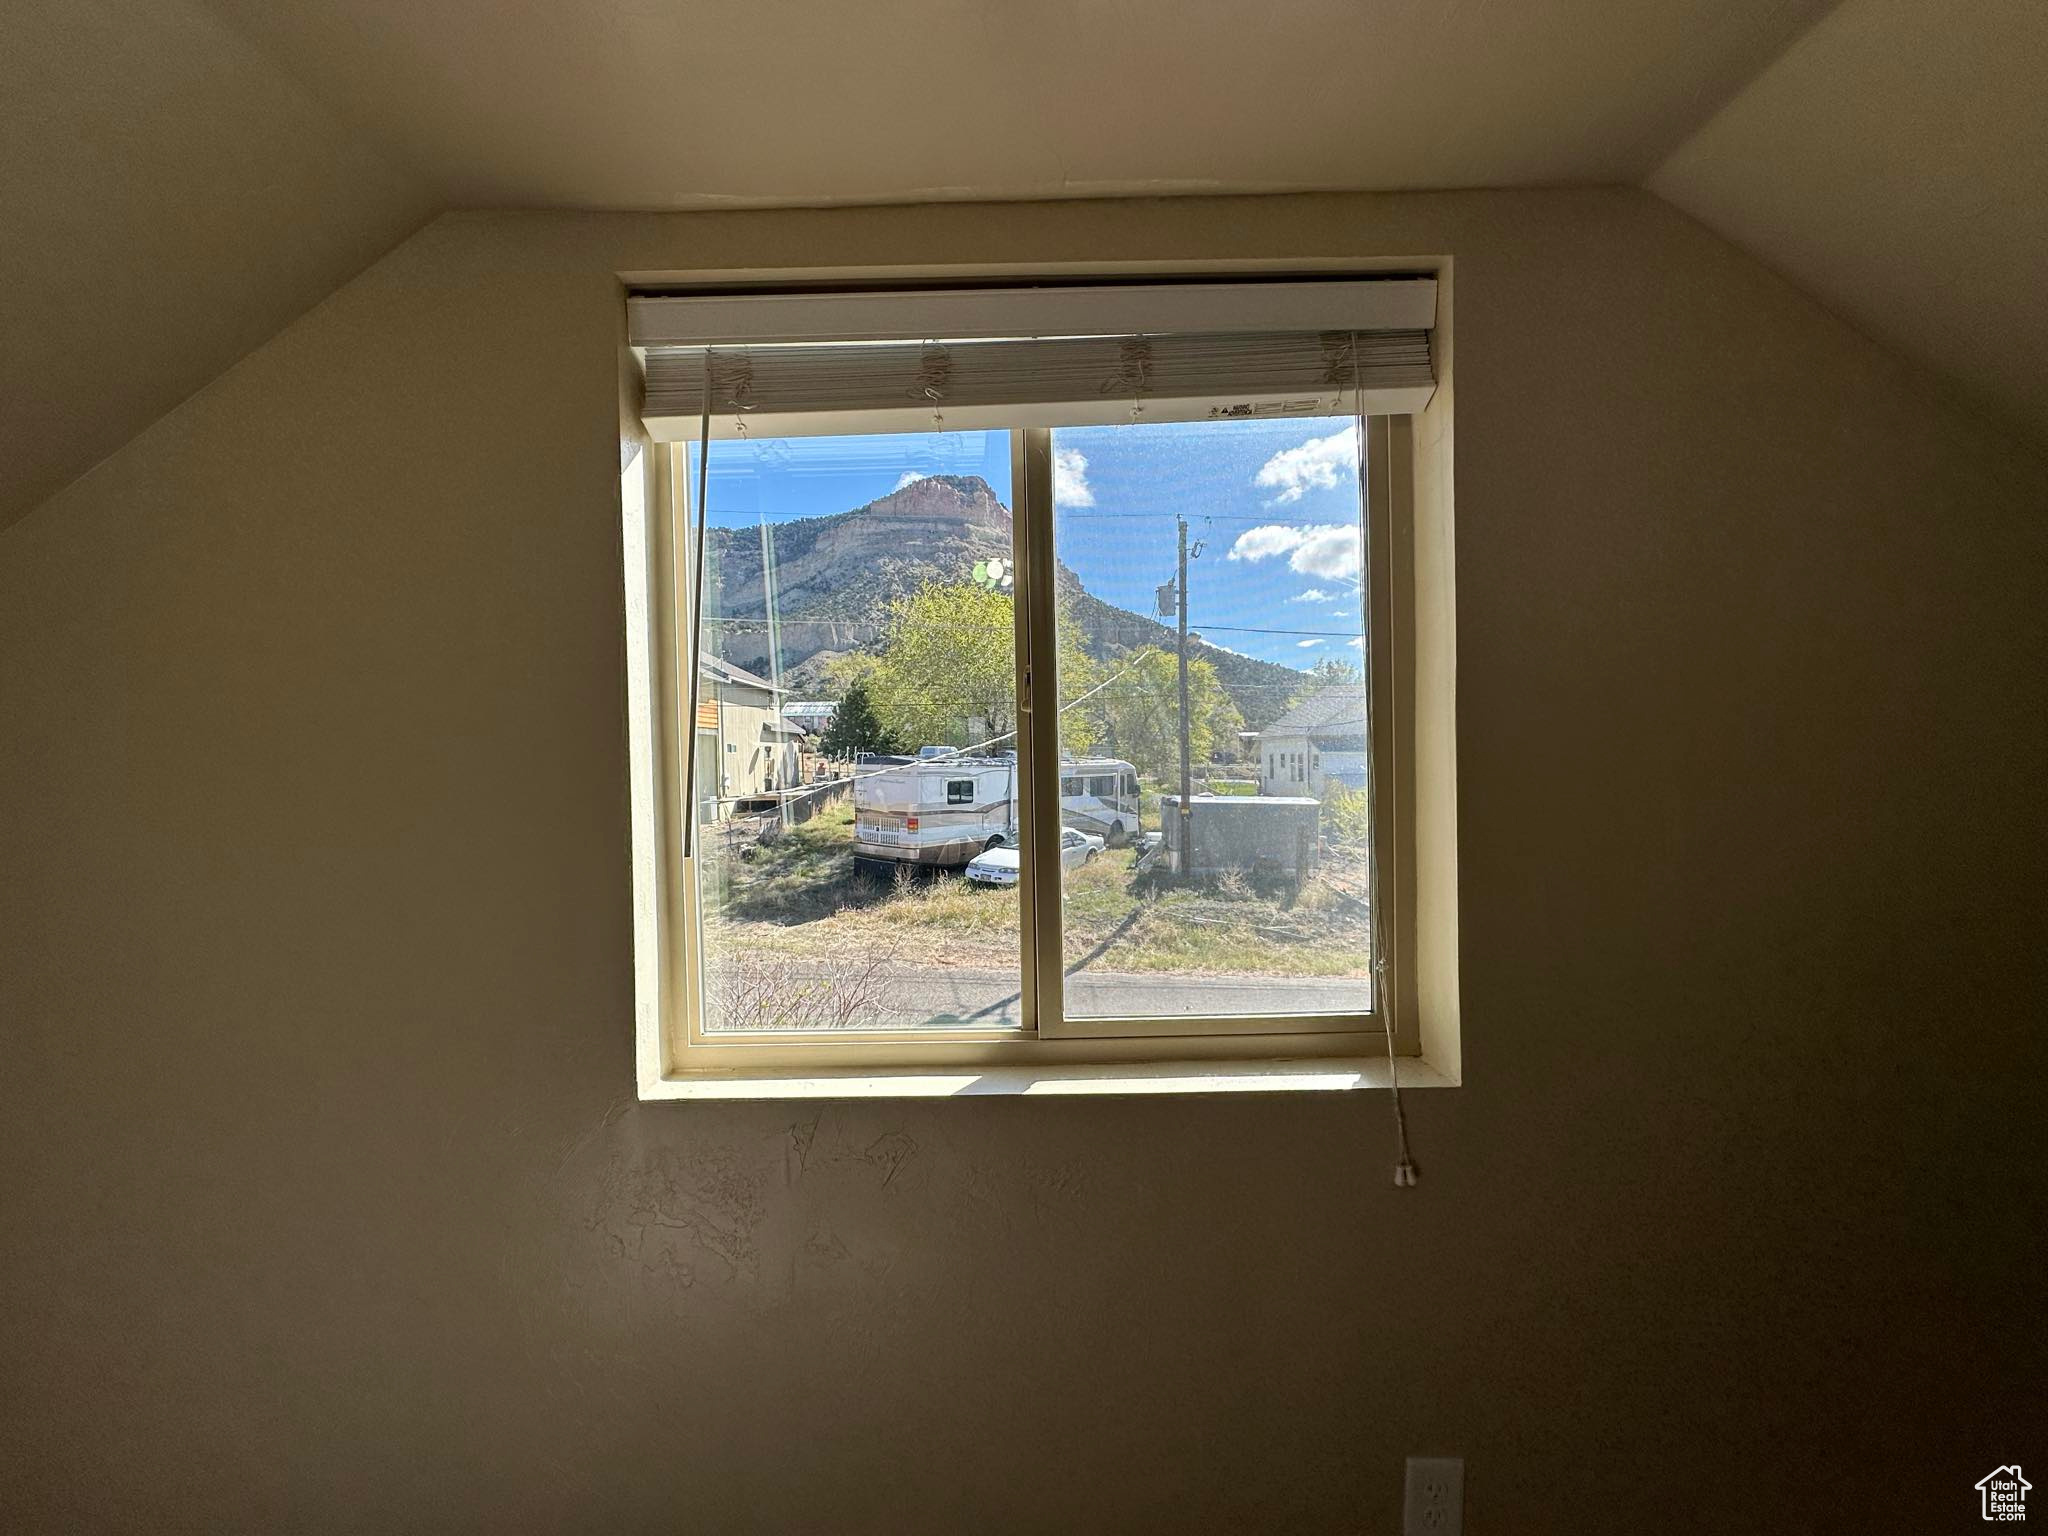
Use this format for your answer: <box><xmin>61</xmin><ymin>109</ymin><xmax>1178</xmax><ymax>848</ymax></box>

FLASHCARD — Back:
<box><xmin>704</xmin><ymin>474</ymin><xmax>1307</xmax><ymax>730</ymax></box>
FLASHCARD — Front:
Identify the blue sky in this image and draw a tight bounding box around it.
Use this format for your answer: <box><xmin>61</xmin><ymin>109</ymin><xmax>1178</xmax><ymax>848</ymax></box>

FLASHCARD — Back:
<box><xmin>703</xmin><ymin>417</ymin><xmax>1367</xmax><ymax>671</ymax></box>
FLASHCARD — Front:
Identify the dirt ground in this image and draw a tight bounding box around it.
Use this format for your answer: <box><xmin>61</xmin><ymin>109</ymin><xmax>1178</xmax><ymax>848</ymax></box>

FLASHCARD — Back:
<box><xmin>698</xmin><ymin>800</ymin><xmax>1375</xmax><ymax>980</ymax></box>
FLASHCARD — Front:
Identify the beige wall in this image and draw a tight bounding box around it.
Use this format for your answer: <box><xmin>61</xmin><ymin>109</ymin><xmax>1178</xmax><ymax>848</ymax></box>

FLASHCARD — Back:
<box><xmin>1650</xmin><ymin>0</ymin><xmax>2048</xmax><ymax>447</ymax></box>
<box><xmin>0</xmin><ymin>0</ymin><xmax>436</xmax><ymax>532</ymax></box>
<box><xmin>710</xmin><ymin>690</ymin><xmax>789</xmax><ymax>803</ymax></box>
<box><xmin>2</xmin><ymin>190</ymin><xmax>2043</xmax><ymax>1533</ymax></box>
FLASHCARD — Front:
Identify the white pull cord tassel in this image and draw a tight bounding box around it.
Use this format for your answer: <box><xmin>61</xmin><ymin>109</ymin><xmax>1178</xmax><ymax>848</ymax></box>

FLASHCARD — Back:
<box><xmin>1376</xmin><ymin>952</ymin><xmax>1419</xmax><ymax>1187</ymax></box>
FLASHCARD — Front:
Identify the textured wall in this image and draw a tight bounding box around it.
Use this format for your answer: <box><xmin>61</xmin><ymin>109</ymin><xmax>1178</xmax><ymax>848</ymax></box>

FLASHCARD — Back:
<box><xmin>2</xmin><ymin>190</ymin><xmax>2043</xmax><ymax>1533</ymax></box>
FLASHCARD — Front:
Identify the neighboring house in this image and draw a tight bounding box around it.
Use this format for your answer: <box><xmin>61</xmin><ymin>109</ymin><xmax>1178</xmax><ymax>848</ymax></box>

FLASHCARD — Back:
<box><xmin>782</xmin><ymin>701</ymin><xmax>837</xmax><ymax>781</ymax></box>
<box><xmin>694</xmin><ymin>655</ymin><xmax>806</xmax><ymax>818</ymax></box>
<box><xmin>1256</xmin><ymin>684</ymin><xmax>1368</xmax><ymax>798</ymax></box>
<box><xmin>1976</xmin><ymin>1466</ymin><xmax>2029</xmax><ymax>1521</ymax></box>
<box><xmin>783</xmin><ymin>700</ymin><xmax>838</xmax><ymax>737</ymax></box>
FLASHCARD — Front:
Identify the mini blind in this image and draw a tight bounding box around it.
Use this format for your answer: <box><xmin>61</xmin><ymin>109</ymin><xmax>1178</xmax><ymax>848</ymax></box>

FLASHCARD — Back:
<box><xmin>629</xmin><ymin>278</ymin><xmax>1436</xmax><ymax>439</ymax></box>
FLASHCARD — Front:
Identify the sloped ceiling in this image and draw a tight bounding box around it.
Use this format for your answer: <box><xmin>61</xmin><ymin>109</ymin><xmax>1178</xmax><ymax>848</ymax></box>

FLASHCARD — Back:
<box><xmin>194</xmin><ymin>0</ymin><xmax>1836</xmax><ymax>207</ymax></box>
<box><xmin>5</xmin><ymin>0</ymin><xmax>2042</xmax><ymax>535</ymax></box>
<box><xmin>0</xmin><ymin>0</ymin><xmax>436</xmax><ymax>532</ymax></box>
<box><xmin>1652</xmin><ymin>0</ymin><xmax>2048</xmax><ymax>446</ymax></box>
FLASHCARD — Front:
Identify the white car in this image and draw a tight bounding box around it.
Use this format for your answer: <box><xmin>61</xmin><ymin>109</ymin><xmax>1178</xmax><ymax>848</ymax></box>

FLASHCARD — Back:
<box><xmin>964</xmin><ymin>828</ymin><xmax>1103</xmax><ymax>886</ymax></box>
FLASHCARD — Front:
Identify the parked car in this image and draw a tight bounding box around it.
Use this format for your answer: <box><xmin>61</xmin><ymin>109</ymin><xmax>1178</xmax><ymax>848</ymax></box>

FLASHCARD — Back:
<box><xmin>964</xmin><ymin>828</ymin><xmax>1102</xmax><ymax>886</ymax></box>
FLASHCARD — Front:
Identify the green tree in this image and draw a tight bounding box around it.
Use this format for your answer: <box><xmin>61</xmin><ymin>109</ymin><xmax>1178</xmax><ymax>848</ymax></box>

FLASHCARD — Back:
<box><xmin>817</xmin><ymin>679</ymin><xmax>899</xmax><ymax>758</ymax></box>
<box><xmin>1093</xmin><ymin>645</ymin><xmax>1242</xmax><ymax>781</ymax></box>
<box><xmin>862</xmin><ymin>580</ymin><xmax>1102</xmax><ymax>753</ymax></box>
<box><xmin>864</xmin><ymin>581</ymin><xmax>1015</xmax><ymax>749</ymax></box>
<box><xmin>860</xmin><ymin>581</ymin><xmax>1100</xmax><ymax>753</ymax></box>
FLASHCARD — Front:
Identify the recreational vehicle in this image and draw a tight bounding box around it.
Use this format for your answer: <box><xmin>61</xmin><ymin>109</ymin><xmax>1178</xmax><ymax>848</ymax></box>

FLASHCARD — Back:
<box><xmin>1058</xmin><ymin>759</ymin><xmax>1141</xmax><ymax>845</ymax></box>
<box><xmin>852</xmin><ymin>752</ymin><xmax>1019</xmax><ymax>871</ymax></box>
<box><xmin>851</xmin><ymin>751</ymin><xmax>1142</xmax><ymax>872</ymax></box>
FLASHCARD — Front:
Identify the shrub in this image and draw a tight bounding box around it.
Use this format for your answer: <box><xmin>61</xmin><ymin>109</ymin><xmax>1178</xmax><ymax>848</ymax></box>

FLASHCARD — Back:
<box><xmin>707</xmin><ymin>945</ymin><xmax>903</xmax><ymax>1030</ymax></box>
<box><xmin>1321</xmin><ymin>782</ymin><xmax>1373</xmax><ymax>847</ymax></box>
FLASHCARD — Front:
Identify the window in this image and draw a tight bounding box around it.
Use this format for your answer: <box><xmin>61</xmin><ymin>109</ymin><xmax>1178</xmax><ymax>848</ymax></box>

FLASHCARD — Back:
<box><xmin>624</xmin><ymin>277</ymin><xmax>1452</xmax><ymax>1093</ymax></box>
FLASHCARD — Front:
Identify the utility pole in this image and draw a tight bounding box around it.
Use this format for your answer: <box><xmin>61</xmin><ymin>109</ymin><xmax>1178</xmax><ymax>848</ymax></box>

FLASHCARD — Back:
<box><xmin>758</xmin><ymin>518</ymin><xmax>792</xmax><ymax>828</ymax></box>
<box><xmin>1176</xmin><ymin>516</ymin><xmax>1192</xmax><ymax>875</ymax></box>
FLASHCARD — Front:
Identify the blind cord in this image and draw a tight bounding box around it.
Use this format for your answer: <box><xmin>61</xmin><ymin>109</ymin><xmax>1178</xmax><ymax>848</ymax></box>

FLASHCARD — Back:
<box><xmin>1353</xmin><ymin>370</ymin><xmax>1420</xmax><ymax>1189</ymax></box>
<box><xmin>677</xmin><ymin>360</ymin><xmax>714</xmax><ymax>859</ymax></box>
<box><xmin>1380</xmin><ymin>952</ymin><xmax>1419</xmax><ymax>1187</ymax></box>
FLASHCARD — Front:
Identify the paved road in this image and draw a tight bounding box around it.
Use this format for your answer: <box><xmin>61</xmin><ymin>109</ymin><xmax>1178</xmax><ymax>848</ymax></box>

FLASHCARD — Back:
<box><xmin>716</xmin><ymin>962</ymin><xmax>1374</xmax><ymax>1030</ymax></box>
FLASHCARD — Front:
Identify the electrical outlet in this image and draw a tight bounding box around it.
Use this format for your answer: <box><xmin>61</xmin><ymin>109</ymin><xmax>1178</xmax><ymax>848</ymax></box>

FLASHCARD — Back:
<box><xmin>1403</xmin><ymin>1456</ymin><xmax>1463</xmax><ymax>1536</ymax></box>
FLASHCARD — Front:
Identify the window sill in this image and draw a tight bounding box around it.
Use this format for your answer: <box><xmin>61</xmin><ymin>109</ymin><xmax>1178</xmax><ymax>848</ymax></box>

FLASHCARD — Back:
<box><xmin>641</xmin><ymin>1054</ymin><xmax>1457</xmax><ymax>1101</ymax></box>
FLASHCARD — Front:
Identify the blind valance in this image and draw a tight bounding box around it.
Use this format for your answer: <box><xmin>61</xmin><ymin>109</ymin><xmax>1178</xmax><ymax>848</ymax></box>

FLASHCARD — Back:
<box><xmin>629</xmin><ymin>278</ymin><xmax>1437</xmax><ymax>439</ymax></box>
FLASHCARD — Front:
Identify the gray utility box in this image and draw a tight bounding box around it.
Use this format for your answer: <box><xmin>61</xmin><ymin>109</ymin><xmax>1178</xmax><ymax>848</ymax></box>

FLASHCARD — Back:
<box><xmin>1157</xmin><ymin>794</ymin><xmax>1321</xmax><ymax>880</ymax></box>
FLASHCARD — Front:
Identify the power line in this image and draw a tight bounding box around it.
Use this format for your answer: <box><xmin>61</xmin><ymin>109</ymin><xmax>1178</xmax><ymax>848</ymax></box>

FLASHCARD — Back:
<box><xmin>1181</xmin><ymin>623</ymin><xmax>1362</xmax><ymax>640</ymax></box>
<box><xmin>757</xmin><ymin>653</ymin><xmax>1149</xmax><ymax>798</ymax></box>
<box><xmin>699</xmin><ymin>615</ymin><xmax>1358</xmax><ymax>636</ymax></box>
<box><xmin>1055</xmin><ymin>509</ymin><xmax>1357</xmax><ymax>525</ymax></box>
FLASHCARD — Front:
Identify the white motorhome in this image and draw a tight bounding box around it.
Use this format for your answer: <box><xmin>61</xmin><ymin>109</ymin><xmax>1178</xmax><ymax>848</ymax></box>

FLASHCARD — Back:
<box><xmin>852</xmin><ymin>752</ymin><xmax>1019</xmax><ymax>871</ymax></box>
<box><xmin>1057</xmin><ymin>758</ymin><xmax>1141</xmax><ymax>846</ymax></box>
<box><xmin>851</xmin><ymin>751</ymin><xmax>1142</xmax><ymax>871</ymax></box>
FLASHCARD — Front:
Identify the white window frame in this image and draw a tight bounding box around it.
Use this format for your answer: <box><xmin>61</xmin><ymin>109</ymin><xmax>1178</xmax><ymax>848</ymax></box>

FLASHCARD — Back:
<box><xmin>623</xmin><ymin>290</ymin><xmax>1457</xmax><ymax>1099</ymax></box>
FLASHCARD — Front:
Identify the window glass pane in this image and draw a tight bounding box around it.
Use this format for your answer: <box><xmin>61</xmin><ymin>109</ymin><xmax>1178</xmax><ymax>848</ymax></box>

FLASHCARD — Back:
<box><xmin>1049</xmin><ymin>418</ymin><xmax>1376</xmax><ymax>1020</ymax></box>
<box><xmin>690</xmin><ymin>430</ymin><xmax>1029</xmax><ymax>1031</ymax></box>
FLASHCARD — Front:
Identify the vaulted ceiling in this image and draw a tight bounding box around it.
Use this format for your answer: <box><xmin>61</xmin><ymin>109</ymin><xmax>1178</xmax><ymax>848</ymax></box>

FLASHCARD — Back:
<box><xmin>1650</xmin><ymin>0</ymin><xmax>2048</xmax><ymax>458</ymax></box>
<box><xmin>1</xmin><ymin>0</ymin><xmax>436</xmax><ymax>533</ymax></box>
<box><xmin>197</xmin><ymin>0</ymin><xmax>1838</xmax><ymax>207</ymax></box>
<box><xmin>5</xmin><ymin>0</ymin><xmax>2042</xmax><ymax>533</ymax></box>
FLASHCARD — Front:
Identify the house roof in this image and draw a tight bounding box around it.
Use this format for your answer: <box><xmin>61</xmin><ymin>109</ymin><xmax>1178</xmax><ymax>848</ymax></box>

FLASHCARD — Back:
<box><xmin>701</xmin><ymin>655</ymin><xmax>782</xmax><ymax>694</ymax></box>
<box><xmin>1259</xmin><ymin>684</ymin><xmax>1367</xmax><ymax>741</ymax></box>
<box><xmin>1977</xmin><ymin>1466</ymin><xmax>2030</xmax><ymax>1490</ymax></box>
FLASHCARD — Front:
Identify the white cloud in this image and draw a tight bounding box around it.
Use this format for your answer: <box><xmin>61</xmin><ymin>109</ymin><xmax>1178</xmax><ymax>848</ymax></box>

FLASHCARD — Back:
<box><xmin>1254</xmin><ymin>423</ymin><xmax>1359</xmax><ymax>505</ymax></box>
<box><xmin>1287</xmin><ymin>588</ymin><xmax>1332</xmax><ymax>604</ymax></box>
<box><xmin>893</xmin><ymin>471</ymin><xmax>930</xmax><ymax>492</ymax></box>
<box><xmin>1286</xmin><ymin>526</ymin><xmax>1356</xmax><ymax>581</ymax></box>
<box><xmin>1297</xmin><ymin>638</ymin><xmax>1324</xmax><ymax>648</ymax></box>
<box><xmin>1228</xmin><ymin>524</ymin><xmax>1307</xmax><ymax>562</ymax></box>
<box><xmin>1347</xmin><ymin>637</ymin><xmax>1365</xmax><ymax>649</ymax></box>
<box><xmin>1227</xmin><ymin>522</ymin><xmax>1361</xmax><ymax>584</ymax></box>
<box><xmin>1053</xmin><ymin>447</ymin><xmax>1094</xmax><ymax>507</ymax></box>
<box><xmin>1289</xmin><ymin>525</ymin><xmax>1361</xmax><ymax>582</ymax></box>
